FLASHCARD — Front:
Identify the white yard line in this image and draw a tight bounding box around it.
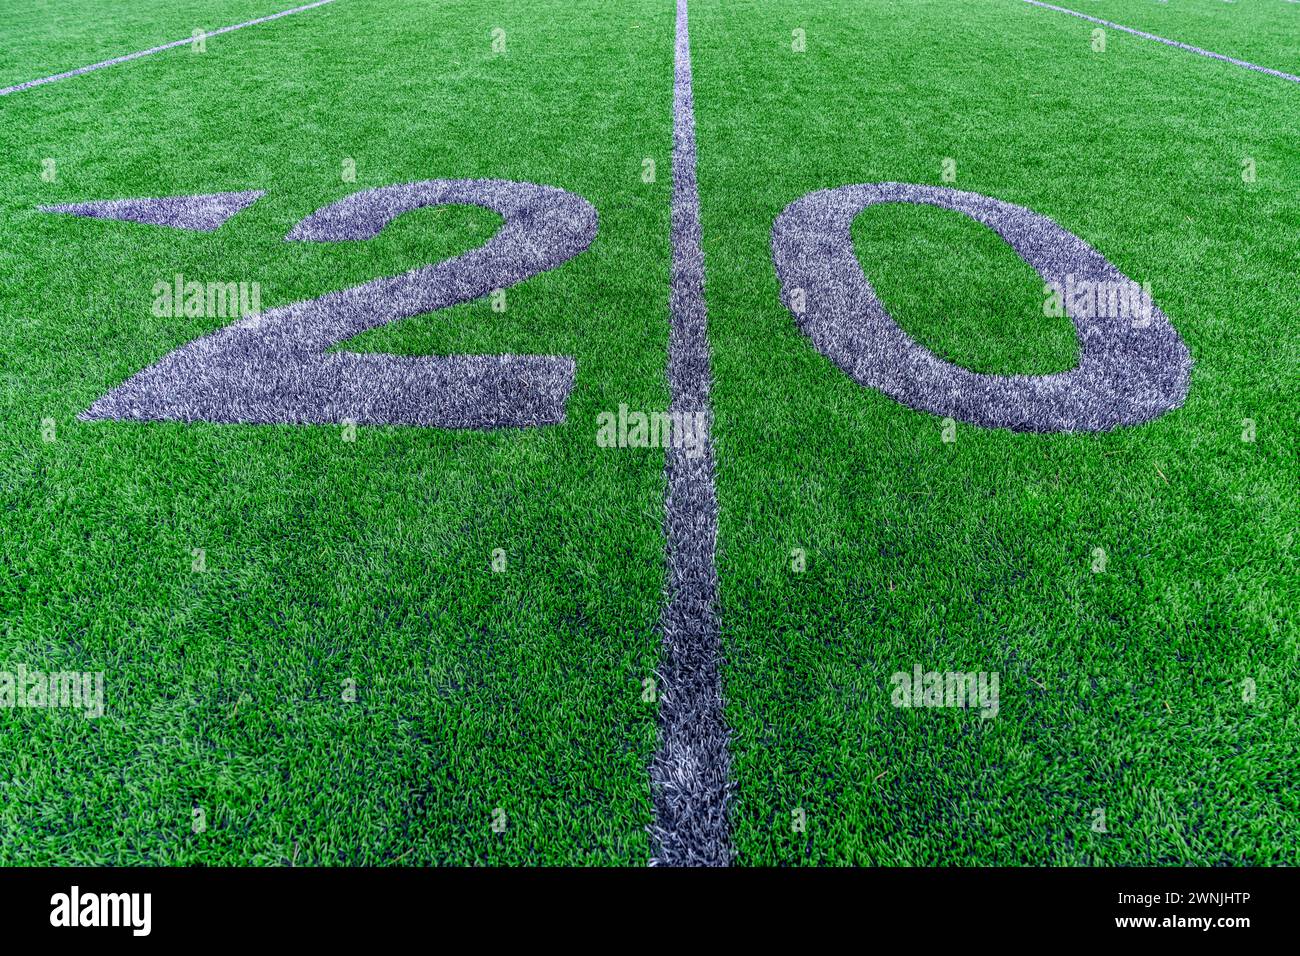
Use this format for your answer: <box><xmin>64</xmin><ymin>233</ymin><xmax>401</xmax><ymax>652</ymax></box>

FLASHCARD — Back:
<box><xmin>648</xmin><ymin>0</ymin><xmax>731</xmax><ymax>867</ymax></box>
<box><xmin>1022</xmin><ymin>0</ymin><xmax>1300</xmax><ymax>84</ymax></box>
<box><xmin>0</xmin><ymin>0</ymin><xmax>340</xmax><ymax>97</ymax></box>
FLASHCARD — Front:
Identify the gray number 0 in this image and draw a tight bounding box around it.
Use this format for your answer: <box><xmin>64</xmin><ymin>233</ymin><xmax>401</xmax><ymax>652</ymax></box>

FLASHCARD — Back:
<box><xmin>79</xmin><ymin>180</ymin><xmax>597</xmax><ymax>428</ymax></box>
<box><xmin>772</xmin><ymin>183</ymin><xmax>1192</xmax><ymax>432</ymax></box>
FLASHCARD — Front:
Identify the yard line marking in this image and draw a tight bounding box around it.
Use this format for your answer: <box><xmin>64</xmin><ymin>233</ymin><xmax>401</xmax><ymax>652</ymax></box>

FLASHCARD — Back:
<box><xmin>0</xmin><ymin>0</ymin><xmax>339</xmax><ymax>97</ymax></box>
<box><xmin>649</xmin><ymin>0</ymin><xmax>731</xmax><ymax>867</ymax></box>
<box><xmin>1021</xmin><ymin>0</ymin><xmax>1300</xmax><ymax>84</ymax></box>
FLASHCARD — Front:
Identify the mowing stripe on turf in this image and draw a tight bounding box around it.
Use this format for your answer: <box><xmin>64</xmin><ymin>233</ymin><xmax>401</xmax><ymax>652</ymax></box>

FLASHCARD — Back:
<box><xmin>1021</xmin><ymin>0</ymin><xmax>1300</xmax><ymax>84</ymax></box>
<box><xmin>648</xmin><ymin>0</ymin><xmax>731</xmax><ymax>867</ymax></box>
<box><xmin>0</xmin><ymin>0</ymin><xmax>339</xmax><ymax>96</ymax></box>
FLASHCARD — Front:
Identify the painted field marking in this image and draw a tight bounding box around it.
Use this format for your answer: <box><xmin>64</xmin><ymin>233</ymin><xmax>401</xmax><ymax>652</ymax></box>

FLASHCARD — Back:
<box><xmin>1022</xmin><ymin>0</ymin><xmax>1300</xmax><ymax>84</ymax></box>
<box><xmin>50</xmin><ymin>181</ymin><xmax>592</xmax><ymax>428</ymax></box>
<box><xmin>648</xmin><ymin>0</ymin><xmax>731</xmax><ymax>867</ymax></box>
<box><xmin>772</xmin><ymin>183</ymin><xmax>1192</xmax><ymax>432</ymax></box>
<box><xmin>0</xmin><ymin>0</ymin><xmax>340</xmax><ymax>97</ymax></box>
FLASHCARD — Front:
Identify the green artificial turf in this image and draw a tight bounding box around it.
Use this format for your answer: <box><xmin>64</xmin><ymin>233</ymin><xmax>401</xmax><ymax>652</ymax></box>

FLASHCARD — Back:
<box><xmin>851</xmin><ymin>203</ymin><xmax>1080</xmax><ymax>376</ymax></box>
<box><xmin>1054</xmin><ymin>0</ymin><xmax>1300</xmax><ymax>75</ymax></box>
<box><xmin>0</xmin><ymin>0</ymin><xmax>301</xmax><ymax>89</ymax></box>
<box><xmin>0</xmin><ymin>0</ymin><xmax>674</xmax><ymax>864</ymax></box>
<box><xmin>1</xmin><ymin>0</ymin><xmax>1296</xmax><ymax>867</ymax></box>
<box><xmin>691</xmin><ymin>0</ymin><xmax>1298</xmax><ymax>864</ymax></box>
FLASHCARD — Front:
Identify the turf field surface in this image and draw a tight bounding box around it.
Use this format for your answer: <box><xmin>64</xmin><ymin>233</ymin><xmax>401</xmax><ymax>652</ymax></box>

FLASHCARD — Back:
<box><xmin>2</xmin><ymin>0</ymin><xmax>674</xmax><ymax>865</ymax></box>
<box><xmin>0</xmin><ymin>0</ymin><xmax>1296</xmax><ymax>866</ymax></box>
<box><xmin>1044</xmin><ymin>0</ymin><xmax>1300</xmax><ymax>75</ymax></box>
<box><xmin>693</xmin><ymin>0</ymin><xmax>1297</xmax><ymax>864</ymax></box>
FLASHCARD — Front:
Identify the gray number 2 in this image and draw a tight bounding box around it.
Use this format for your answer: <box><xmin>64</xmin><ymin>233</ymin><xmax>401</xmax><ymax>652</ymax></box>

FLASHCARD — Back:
<box><xmin>75</xmin><ymin>179</ymin><xmax>597</xmax><ymax>429</ymax></box>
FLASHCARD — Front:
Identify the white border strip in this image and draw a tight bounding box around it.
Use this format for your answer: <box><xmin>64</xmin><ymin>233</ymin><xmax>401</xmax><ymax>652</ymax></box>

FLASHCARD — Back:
<box><xmin>0</xmin><ymin>0</ymin><xmax>339</xmax><ymax>96</ymax></box>
<box><xmin>1022</xmin><ymin>0</ymin><xmax>1300</xmax><ymax>84</ymax></box>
